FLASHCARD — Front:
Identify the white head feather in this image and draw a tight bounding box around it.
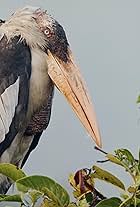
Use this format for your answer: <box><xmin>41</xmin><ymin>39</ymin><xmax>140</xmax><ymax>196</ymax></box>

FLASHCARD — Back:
<box><xmin>0</xmin><ymin>6</ymin><xmax>47</xmax><ymax>49</ymax></box>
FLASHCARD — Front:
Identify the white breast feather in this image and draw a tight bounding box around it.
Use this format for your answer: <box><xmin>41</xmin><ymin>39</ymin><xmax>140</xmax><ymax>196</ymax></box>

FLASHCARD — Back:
<box><xmin>28</xmin><ymin>48</ymin><xmax>51</xmax><ymax>116</ymax></box>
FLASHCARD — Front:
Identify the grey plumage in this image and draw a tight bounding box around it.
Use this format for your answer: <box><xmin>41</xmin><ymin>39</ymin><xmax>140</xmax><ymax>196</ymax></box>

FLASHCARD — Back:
<box><xmin>0</xmin><ymin>7</ymin><xmax>56</xmax><ymax>193</ymax></box>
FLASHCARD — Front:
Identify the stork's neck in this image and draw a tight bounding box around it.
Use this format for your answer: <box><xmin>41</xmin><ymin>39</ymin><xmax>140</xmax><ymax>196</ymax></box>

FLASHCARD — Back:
<box><xmin>0</xmin><ymin>14</ymin><xmax>47</xmax><ymax>49</ymax></box>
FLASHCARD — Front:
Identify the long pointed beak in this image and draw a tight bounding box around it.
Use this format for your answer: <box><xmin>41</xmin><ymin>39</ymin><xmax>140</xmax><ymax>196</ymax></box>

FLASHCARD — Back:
<box><xmin>47</xmin><ymin>49</ymin><xmax>102</xmax><ymax>147</ymax></box>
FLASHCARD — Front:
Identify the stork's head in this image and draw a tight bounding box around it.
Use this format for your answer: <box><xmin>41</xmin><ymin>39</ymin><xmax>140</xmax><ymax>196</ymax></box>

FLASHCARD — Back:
<box><xmin>33</xmin><ymin>8</ymin><xmax>102</xmax><ymax>147</ymax></box>
<box><xmin>2</xmin><ymin>6</ymin><xmax>102</xmax><ymax>147</ymax></box>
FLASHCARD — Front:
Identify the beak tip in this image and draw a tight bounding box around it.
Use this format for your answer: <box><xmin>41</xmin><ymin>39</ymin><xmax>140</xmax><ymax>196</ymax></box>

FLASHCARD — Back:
<box><xmin>94</xmin><ymin>135</ymin><xmax>102</xmax><ymax>148</ymax></box>
<box><xmin>96</xmin><ymin>140</ymin><xmax>102</xmax><ymax>148</ymax></box>
<box><xmin>92</xmin><ymin>127</ymin><xmax>102</xmax><ymax>148</ymax></box>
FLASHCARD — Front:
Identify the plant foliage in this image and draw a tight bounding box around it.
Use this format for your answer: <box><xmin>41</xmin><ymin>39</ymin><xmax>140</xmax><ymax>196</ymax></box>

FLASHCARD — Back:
<box><xmin>0</xmin><ymin>148</ymin><xmax>139</xmax><ymax>206</ymax></box>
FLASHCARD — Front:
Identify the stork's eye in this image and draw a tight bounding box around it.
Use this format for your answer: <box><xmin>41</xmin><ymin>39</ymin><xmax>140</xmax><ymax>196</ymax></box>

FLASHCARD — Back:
<box><xmin>44</xmin><ymin>27</ymin><xmax>52</xmax><ymax>37</ymax></box>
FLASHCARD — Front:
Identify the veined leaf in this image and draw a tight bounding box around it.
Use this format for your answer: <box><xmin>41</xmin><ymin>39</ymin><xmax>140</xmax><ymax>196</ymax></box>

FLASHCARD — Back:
<box><xmin>16</xmin><ymin>175</ymin><xmax>70</xmax><ymax>207</ymax></box>
<box><xmin>96</xmin><ymin>197</ymin><xmax>122</xmax><ymax>207</ymax></box>
<box><xmin>92</xmin><ymin>165</ymin><xmax>125</xmax><ymax>190</ymax></box>
<box><xmin>0</xmin><ymin>163</ymin><xmax>26</xmax><ymax>181</ymax></box>
<box><xmin>0</xmin><ymin>194</ymin><xmax>22</xmax><ymax>202</ymax></box>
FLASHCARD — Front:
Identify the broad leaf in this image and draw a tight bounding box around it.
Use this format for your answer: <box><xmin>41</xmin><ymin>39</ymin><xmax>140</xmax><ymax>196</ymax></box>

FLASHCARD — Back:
<box><xmin>96</xmin><ymin>197</ymin><xmax>122</xmax><ymax>207</ymax></box>
<box><xmin>92</xmin><ymin>165</ymin><xmax>125</xmax><ymax>190</ymax></box>
<box><xmin>16</xmin><ymin>175</ymin><xmax>70</xmax><ymax>207</ymax></box>
<box><xmin>0</xmin><ymin>194</ymin><xmax>22</xmax><ymax>202</ymax></box>
<box><xmin>0</xmin><ymin>163</ymin><xmax>26</xmax><ymax>181</ymax></box>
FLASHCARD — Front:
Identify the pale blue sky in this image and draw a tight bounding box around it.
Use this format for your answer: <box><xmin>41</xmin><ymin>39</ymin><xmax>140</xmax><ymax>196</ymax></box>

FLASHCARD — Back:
<box><xmin>0</xmin><ymin>0</ymin><xmax>140</xmax><ymax>200</ymax></box>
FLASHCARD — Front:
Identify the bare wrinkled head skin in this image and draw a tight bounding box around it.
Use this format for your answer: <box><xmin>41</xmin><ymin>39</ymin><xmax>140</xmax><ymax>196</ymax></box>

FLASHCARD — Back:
<box><xmin>33</xmin><ymin>8</ymin><xmax>69</xmax><ymax>62</ymax></box>
<box><xmin>1</xmin><ymin>6</ymin><xmax>102</xmax><ymax>147</ymax></box>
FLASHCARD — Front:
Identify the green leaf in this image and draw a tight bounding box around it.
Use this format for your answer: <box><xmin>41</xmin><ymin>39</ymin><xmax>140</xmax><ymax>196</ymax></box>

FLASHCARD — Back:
<box><xmin>96</xmin><ymin>197</ymin><xmax>122</xmax><ymax>207</ymax></box>
<box><xmin>106</xmin><ymin>154</ymin><xmax>123</xmax><ymax>167</ymax></box>
<box><xmin>40</xmin><ymin>199</ymin><xmax>55</xmax><ymax>207</ymax></box>
<box><xmin>115</xmin><ymin>149</ymin><xmax>135</xmax><ymax>165</ymax></box>
<box><xmin>92</xmin><ymin>165</ymin><xmax>125</xmax><ymax>190</ymax></box>
<box><xmin>136</xmin><ymin>198</ymin><xmax>140</xmax><ymax>205</ymax></box>
<box><xmin>0</xmin><ymin>194</ymin><xmax>22</xmax><ymax>202</ymax></box>
<box><xmin>137</xmin><ymin>95</ymin><xmax>140</xmax><ymax>103</ymax></box>
<box><xmin>29</xmin><ymin>190</ymin><xmax>42</xmax><ymax>204</ymax></box>
<box><xmin>68</xmin><ymin>203</ymin><xmax>77</xmax><ymax>207</ymax></box>
<box><xmin>85</xmin><ymin>192</ymin><xmax>93</xmax><ymax>205</ymax></box>
<box><xmin>78</xmin><ymin>198</ymin><xmax>90</xmax><ymax>207</ymax></box>
<box><xmin>0</xmin><ymin>163</ymin><xmax>26</xmax><ymax>182</ymax></box>
<box><xmin>136</xmin><ymin>190</ymin><xmax>140</xmax><ymax>199</ymax></box>
<box><xmin>16</xmin><ymin>175</ymin><xmax>70</xmax><ymax>207</ymax></box>
<box><xmin>40</xmin><ymin>200</ymin><xmax>77</xmax><ymax>207</ymax></box>
<box><xmin>118</xmin><ymin>196</ymin><xmax>133</xmax><ymax>207</ymax></box>
<box><xmin>138</xmin><ymin>149</ymin><xmax>140</xmax><ymax>172</ymax></box>
<box><xmin>115</xmin><ymin>149</ymin><xmax>138</xmax><ymax>177</ymax></box>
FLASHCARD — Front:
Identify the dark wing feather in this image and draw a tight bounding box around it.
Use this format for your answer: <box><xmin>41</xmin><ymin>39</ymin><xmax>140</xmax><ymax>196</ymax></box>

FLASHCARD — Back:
<box><xmin>0</xmin><ymin>35</ymin><xmax>31</xmax><ymax>155</ymax></box>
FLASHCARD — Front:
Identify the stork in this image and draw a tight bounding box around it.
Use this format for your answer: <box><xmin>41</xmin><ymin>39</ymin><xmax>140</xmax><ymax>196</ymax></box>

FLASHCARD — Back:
<box><xmin>0</xmin><ymin>6</ymin><xmax>101</xmax><ymax>193</ymax></box>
